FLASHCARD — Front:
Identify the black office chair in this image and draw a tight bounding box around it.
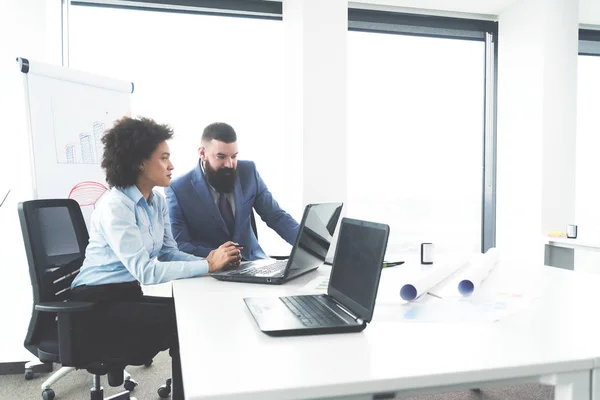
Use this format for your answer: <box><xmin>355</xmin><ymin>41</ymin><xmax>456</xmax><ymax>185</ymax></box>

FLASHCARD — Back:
<box><xmin>18</xmin><ymin>199</ymin><xmax>165</xmax><ymax>400</ymax></box>
<box><xmin>250</xmin><ymin>210</ymin><xmax>288</xmax><ymax>260</ymax></box>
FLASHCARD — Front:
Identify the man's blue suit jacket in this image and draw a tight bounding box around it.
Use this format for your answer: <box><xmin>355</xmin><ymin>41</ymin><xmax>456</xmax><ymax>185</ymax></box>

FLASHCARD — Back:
<box><xmin>165</xmin><ymin>160</ymin><xmax>299</xmax><ymax>260</ymax></box>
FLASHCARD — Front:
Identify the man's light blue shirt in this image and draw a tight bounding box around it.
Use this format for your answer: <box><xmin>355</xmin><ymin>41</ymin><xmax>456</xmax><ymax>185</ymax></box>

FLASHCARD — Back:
<box><xmin>72</xmin><ymin>186</ymin><xmax>209</xmax><ymax>287</ymax></box>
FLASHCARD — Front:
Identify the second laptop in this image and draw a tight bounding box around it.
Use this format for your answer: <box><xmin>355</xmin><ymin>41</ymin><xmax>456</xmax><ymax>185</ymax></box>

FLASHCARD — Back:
<box><xmin>210</xmin><ymin>202</ymin><xmax>343</xmax><ymax>284</ymax></box>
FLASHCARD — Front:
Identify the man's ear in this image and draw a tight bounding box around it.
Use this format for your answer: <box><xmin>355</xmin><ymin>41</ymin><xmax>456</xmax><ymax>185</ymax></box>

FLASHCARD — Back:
<box><xmin>198</xmin><ymin>147</ymin><xmax>206</xmax><ymax>161</ymax></box>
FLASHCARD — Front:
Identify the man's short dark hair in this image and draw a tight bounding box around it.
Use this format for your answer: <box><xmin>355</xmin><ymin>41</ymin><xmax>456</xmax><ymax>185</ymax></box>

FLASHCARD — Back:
<box><xmin>101</xmin><ymin>116</ymin><xmax>173</xmax><ymax>188</ymax></box>
<box><xmin>201</xmin><ymin>122</ymin><xmax>237</xmax><ymax>145</ymax></box>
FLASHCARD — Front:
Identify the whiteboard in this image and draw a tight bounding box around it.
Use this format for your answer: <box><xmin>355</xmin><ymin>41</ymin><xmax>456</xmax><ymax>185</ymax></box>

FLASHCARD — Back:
<box><xmin>17</xmin><ymin>57</ymin><xmax>133</xmax><ymax>225</ymax></box>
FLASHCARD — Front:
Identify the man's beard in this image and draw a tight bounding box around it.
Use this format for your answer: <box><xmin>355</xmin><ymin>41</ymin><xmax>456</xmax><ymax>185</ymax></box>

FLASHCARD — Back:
<box><xmin>203</xmin><ymin>159</ymin><xmax>237</xmax><ymax>193</ymax></box>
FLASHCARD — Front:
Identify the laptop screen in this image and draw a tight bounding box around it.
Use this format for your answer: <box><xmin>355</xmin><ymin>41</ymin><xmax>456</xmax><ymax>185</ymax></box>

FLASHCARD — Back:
<box><xmin>328</xmin><ymin>218</ymin><xmax>389</xmax><ymax>322</ymax></box>
<box><xmin>285</xmin><ymin>203</ymin><xmax>343</xmax><ymax>275</ymax></box>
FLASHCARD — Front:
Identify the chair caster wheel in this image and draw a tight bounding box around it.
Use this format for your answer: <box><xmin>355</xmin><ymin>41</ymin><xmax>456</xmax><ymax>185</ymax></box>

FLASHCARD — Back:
<box><xmin>25</xmin><ymin>368</ymin><xmax>34</xmax><ymax>380</ymax></box>
<box><xmin>42</xmin><ymin>388</ymin><xmax>55</xmax><ymax>400</ymax></box>
<box><xmin>157</xmin><ymin>386</ymin><xmax>171</xmax><ymax>398</ymax></box>
<box><xmin>158</xmin><ymin>378</ymin><xmax>172</xmax><ymax>398</ymax></box>
<box><xmin>124</xmin><ymin>378</ymin><xmax>138</xmax><ymax>391</ymax></box>
<box><xmin>144</xmin><ymin>360</ymin><xmax>153</xmax><ymax>367</ymax></box>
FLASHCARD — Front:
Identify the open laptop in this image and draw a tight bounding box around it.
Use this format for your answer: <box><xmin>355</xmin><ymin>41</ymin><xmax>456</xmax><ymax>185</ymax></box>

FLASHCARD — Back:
<box><xmin>210</xmin><ymin>202</ymin><xmax>343</xmax><ymax>284</ymax></box>
<box><xmin>244</xmin><ymin>217</ymin><xmax>390</xmax><ymax>336</ymax></box>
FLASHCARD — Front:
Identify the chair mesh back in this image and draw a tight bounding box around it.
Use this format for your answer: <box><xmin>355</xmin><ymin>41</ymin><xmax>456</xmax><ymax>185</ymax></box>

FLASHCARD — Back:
<box><xmin>19</xmin><ymin>199</ymin><xmax>89</xmax><ymax>303</ymax></box>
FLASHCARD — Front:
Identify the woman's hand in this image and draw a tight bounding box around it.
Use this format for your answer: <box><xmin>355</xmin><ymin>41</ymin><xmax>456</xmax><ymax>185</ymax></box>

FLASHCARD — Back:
<box><xmin>207</xmin><ymin>241</ymin><xmax>242</xmax><ymax>272</ymax></box>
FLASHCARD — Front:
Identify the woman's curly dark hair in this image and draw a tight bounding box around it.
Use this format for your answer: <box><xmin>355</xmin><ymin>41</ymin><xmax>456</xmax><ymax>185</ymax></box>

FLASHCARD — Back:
<box><xmin>101</xmin><ymin>116</ymin><xmax>173</xmax><ymax>188</ymax></box>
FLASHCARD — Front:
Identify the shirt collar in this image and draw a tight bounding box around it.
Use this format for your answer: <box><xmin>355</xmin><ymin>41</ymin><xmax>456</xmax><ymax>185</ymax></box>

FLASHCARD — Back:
<box><xmin>119</xmin><ymin>185</ymin><xmax>154</xmax><ymax>206</ymax></box>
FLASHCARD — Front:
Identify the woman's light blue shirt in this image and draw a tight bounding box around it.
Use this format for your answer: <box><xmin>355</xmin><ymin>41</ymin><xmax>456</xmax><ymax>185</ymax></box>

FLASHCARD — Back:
<box><xmin>72</xmin><ymin>186</ymin><xmax>208</xmax><ymax>287</ymax></box>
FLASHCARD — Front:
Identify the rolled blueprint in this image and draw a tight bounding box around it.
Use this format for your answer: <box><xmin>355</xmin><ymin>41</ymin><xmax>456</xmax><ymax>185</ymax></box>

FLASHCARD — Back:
<box><xmin>456</xmin><ymin>248</ymin><xmax>499</xmax><ymax>296</ymax></box>
<box><xmin>399</xmin><ymin>257</ymin><xmax>469</xmax><ymax>301</ymax></box>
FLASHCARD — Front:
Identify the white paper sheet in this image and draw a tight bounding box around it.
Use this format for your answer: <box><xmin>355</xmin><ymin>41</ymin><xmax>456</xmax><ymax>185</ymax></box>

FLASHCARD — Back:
<box><xmin>397</xmin><ymin>290</ymin><xmax>537</xmax><ymax>323</ymax></box>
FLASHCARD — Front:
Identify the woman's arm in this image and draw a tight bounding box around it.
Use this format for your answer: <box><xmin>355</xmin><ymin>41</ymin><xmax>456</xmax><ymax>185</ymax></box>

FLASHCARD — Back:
<box><xmin>98</xmin><ymin>198</ymin><xmax>209</xmax><ymax>285</ymax></box>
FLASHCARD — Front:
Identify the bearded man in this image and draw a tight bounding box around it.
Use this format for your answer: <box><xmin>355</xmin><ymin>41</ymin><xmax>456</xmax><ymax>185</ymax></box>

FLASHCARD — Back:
<box><xmin>165</xmin><ymin>122</ymin><xmax>299</xmax><ymax>261</ymax></box>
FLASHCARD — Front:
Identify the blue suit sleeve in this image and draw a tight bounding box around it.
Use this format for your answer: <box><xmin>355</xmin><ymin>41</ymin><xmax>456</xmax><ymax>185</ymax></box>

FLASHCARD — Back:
<box><xmin>251</xmin><ymin>163</ymin><xmax>300</xmax><ymax>245</ymax></box>
<box><xmin>165</xmin><ymin>185</ymin><xmax>214</xmax><ymax>258</ymax></box>
<box><xmin>158</xmin><ymin>196</ymin><xmax>208</xmax><ymax>265</ymax></box>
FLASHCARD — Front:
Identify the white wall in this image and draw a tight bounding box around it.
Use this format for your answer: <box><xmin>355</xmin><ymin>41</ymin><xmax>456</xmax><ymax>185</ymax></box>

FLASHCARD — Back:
<box><xmin>496</xmin><ymin>0</ymin><xmax>578</xmax><ymax>266</ymax></box>
<box><xmin>0</xmin><ymin>0</ymin><xmax>61</xmax><ymax>363</ymax></box>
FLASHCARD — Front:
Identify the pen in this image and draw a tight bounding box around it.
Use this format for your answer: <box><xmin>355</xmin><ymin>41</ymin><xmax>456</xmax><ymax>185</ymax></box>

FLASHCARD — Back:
<box><xmin>383</xmin><ymin>261</ymin><xmax>404</xmax><ymax>268</ymax></box>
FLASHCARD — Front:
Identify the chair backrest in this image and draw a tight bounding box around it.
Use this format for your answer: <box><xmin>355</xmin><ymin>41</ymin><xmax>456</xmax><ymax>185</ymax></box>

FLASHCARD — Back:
<box><xmin>18</xmin><ymin>199</ymin><xmax>89</xmax><ymax>353</ymax></box>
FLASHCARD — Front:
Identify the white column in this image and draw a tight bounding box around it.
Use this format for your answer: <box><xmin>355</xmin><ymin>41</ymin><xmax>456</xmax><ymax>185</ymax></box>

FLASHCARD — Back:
<box><xmin>496</xmin><ymin>0</ymin><xmax>578</xmax><ymax>266</ymax></box>
<box><xmin>283</xmin><ymin>0</ymin><xmax>348</xmax><ymax>216</ymax></box>
<box><xmin>0</xmin><ymin>0</ymin><xmax>61</xmax><ymax>363</ymax></box>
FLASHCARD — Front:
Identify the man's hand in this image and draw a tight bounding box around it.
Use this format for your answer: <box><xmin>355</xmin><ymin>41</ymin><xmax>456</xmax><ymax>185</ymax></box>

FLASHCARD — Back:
<box><xmin>207</xmin><ymin>241</ymin><xmax>242</xmax><ymax>273</ymax></box>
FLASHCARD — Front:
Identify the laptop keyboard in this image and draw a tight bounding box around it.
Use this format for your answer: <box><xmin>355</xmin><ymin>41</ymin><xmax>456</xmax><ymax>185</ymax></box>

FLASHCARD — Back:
<box><xmin>280</xmin><ymin>295</ymin><xmax>346</xmax><ymax>327</ymax></box>
<box><xmin>236</xmin><ymin>260</ymin><xmax>288</xmax><ymax>276</ymax></box>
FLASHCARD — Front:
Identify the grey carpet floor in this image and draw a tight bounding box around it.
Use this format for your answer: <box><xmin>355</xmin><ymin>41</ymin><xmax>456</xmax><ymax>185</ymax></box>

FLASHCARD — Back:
<box><xmin>0</xmin><ymin>351</ymin><xmax>172</xmax><ymax>400</ymax></box>
<box><xmin>0</xmin><ymin>351</ymin><xmax>554</xmax><ymax>400</ymax></box>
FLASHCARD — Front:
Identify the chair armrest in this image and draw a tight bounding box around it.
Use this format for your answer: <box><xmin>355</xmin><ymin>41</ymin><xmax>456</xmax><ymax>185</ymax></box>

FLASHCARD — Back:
<box><xmin>35</xmin><ymin>301</ymin><xmax>94</xmax><ymax>313</ymax></box>
<box><xmin>34</xmin><ymin>301</ymin><xmax>95</xmax><ymax>366</ymax></box>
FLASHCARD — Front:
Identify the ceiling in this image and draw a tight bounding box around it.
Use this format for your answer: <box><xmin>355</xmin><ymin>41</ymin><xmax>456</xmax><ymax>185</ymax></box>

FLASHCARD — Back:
<box><xmin>348</xmin><ymin>0</ymin><xmax>600</xmax><ymax>26</ymax></box>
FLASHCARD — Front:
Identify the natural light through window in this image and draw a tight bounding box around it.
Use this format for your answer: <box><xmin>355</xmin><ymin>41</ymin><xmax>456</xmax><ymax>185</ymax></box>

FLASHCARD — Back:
<box><xmin>70</xmin><ymin>6</ymin><xmax>487</xmax><ymax>256</ymax></box>
<box><xmin>347</xmin><ymin>32</ymin><xmax>485</xmax><ymax>255</ymax></box>
<box><xmin>576</xmin><ymin>55</ymin><xmax>600</xmax><ymax>233</ymax></box>
<box><xmin>69</xmin><ymin>6</ymin><xmax>290</xmax><ymax>253</ymax></box>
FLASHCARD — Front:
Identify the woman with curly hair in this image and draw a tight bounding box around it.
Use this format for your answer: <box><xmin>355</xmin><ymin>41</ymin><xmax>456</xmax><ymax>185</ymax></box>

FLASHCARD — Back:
<box><xmin>70</xmin><ymin>116</ymin><xmax>240</xmax><ymax>399</ymax></box>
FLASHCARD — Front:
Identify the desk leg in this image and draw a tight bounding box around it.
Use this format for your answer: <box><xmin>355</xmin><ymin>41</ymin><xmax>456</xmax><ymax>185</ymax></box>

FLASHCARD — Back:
<box><xmin>592</xmin><ymin>368</ymin><xmax>600</xmax><ymax>400</ymax></box>
<box><xmin>540</xmin><ymin>370</ymin><xmax>592</xmax><ymax>400</ymax></box>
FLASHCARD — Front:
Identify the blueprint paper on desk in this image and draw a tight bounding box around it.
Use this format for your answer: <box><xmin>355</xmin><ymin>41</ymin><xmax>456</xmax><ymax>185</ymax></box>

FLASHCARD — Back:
<box><xmin>397</xmin><ymin>255</ymin><xmax>470</xmax><ymax>301</ymax></box>
<box><xmin>398</xmin><ymin>291</ymin><xmax>537</xmax><ymax>323</ymax></box>
<box><xmin>450</xmin><ymin>248</ymin><xmax>500</xmax><ymax>297</ymax></box>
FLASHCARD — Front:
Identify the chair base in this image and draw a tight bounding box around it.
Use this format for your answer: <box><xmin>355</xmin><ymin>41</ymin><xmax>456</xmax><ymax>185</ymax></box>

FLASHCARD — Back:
<box><xmin>24</xmin><ymin>359</ymin><xmax>53</xmax><ymax>380</ymax></box>
<box><xmin>41</xmin><ymin>366</ymin><xmax>76</xmax><ymax>389</ymax></box>
<box><xmin>38</xmin><ymin>366</ymin><xmax>135</xmax><ymax>394</ymax></box>
<box><xmin>90</xmin><ymin>373</ymin><xmax>137</xmax><ymax>400</ymax></box>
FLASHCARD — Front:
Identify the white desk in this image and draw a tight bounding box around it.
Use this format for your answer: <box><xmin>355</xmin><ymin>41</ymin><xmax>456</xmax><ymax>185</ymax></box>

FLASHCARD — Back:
<box><xmin>546</xmin><ymin>237</ymin><xmax>600</xmax><ymax>270</ymax></box>
<box><xmin>548</xmin><ymin>237</ymin><xmax>600</xmax><ymax>252</ymax></box>
<box><xmin>173</xmin><ymin>263</ymin><xmax>600</xmax><ymax>400</ymax></box>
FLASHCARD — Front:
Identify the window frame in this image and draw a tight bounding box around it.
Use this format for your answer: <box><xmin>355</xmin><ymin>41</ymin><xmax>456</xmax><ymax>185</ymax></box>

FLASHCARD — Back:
<box><xmin>579</xmin><ymin>29</ymin><xmax>600</xmax><ymax>56</ymax></box>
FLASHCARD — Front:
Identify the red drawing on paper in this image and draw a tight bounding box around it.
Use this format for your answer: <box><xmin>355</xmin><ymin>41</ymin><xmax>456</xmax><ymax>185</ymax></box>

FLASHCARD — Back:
<box><xmin>68</xmin><ymin>181</ymin><xmax>108</xmax><ymax>207</ymax></box>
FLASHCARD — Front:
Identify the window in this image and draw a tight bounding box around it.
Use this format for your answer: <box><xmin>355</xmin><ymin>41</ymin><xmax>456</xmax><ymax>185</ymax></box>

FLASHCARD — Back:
<box><xmin>574</xmin><ymin>54</ymin><xmax>600</xmax><ymax>272</ymax></box>
<box><xmin>69</xmin><ymin>5</ymin><xmax>291</xmax><ymax>253</ymax></box>
<box><xmin>347</xmin><ymin>31</ymin><xmax>487</xmax><ymax>255</ymax></box>
<box><xmin>69</xmin><ymin>4</ymin><xmax>497</xmax><ymax>256</ymax></box>
<box><xmin>573</xmin><ymin>30</ymin><xmax>600</xmax><ymax>272</ymax></box>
